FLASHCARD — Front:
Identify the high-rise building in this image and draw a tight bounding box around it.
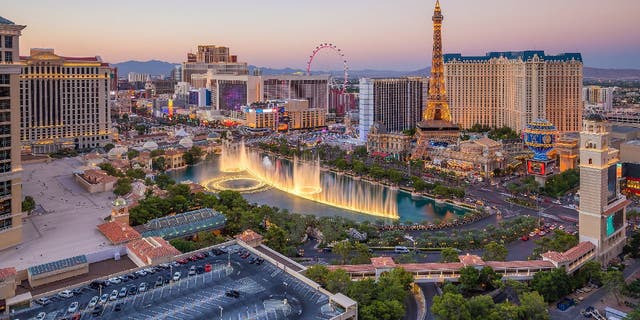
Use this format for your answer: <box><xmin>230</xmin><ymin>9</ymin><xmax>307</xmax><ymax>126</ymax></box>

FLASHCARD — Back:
<box><xmin>329</xmin><ymin>89</ymin><xmax>357</xmax><ymax>116</ymax></box>
<box><xmin>182</xmin><ymin>45</ymin><xmax>248</xmax><ymax>85</ymax></box>
<box><xmin>127</xmin><ymin>72</ymin><xmax>149</xmax><ymax>83</ymax></box>
<box><xmin>583</xmin><ymin>86</ymin><xmax>614</xmax><ymax>112</ymax></box>
<box><xmin>262</xmin><ymin>75</ymin><xmax>330</xmax><ymax>112</ymax></box>
<box><xmin>578</xmin><ymin>114</ymin><xmax>629</xmax><ymax>264</ymax></box>
<box><xmin>19</xmin><ymin>48</ymin><xmax>113</xmax><ymax>154</ymax></box>
<box><xmin>0</xmin><ymin>17</ymin><xmax>25</xmax><ymax>250</ymax></box>
<box><xmin>444</xmin><ymin>51</ymin><xmax>583</xmax><ymax>132</ymax></box>
<box><xmin>358</xmin><ymin>77</ymin><xmax>427</xmax><ymax>142</ymax></box>
<box><xmin>413</xmin><ymin>0</ymin><xmax>459</xmax><ymax>158</ymax></box>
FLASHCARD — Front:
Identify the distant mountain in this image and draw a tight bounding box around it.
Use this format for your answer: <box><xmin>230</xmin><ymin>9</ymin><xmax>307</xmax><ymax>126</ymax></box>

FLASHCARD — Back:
<box><xmin>113</xmin><ymin>60</ymin><xmax>177</xmax><ymax>77</ymax></box>
<box><xmin>112</xmin><ymin>60</ymin><xmax>640</xmax><ymax>81</ymax></box>
<box><xmin>584</xmin><ymin>67</ymin><xmax>640</xmax><ymax>80</ymax></box>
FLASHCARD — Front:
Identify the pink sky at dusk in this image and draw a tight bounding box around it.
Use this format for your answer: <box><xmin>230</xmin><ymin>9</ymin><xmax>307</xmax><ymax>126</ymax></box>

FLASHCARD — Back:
<box><xmin>4</xmin><ymin>0</ymin><xmax>640</xmax><ymax>70</ymax></box>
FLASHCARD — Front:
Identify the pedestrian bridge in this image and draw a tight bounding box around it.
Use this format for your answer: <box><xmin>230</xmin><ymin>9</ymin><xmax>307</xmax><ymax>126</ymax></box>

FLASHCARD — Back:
<box><xmin>327</xmin><ymin>241</ymin><xmax>596</xmax><ymax>283</ymax></box>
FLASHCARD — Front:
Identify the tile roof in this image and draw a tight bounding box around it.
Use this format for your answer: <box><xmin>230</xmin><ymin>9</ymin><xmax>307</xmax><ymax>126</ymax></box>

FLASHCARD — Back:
<box><xmin>235</xmin><ymin>229</ymin><xmax>263</xmax><ymax>243</ymax></box>
<box><xmin>126</xmin><ymin>237</ymin><xmax>181</xmax><ymax>261</ymax></box>
<box><xmin>326</xmin><ymin>264</ymin><xmax>376</xmax><ymax>273</ymax></box>
<box><xmin>370</xmin><ymin>256</ymin><xmax>396</xmax><ymax>268</ymax></box>
<box><xmin>486</xmin><ymin>260</ymin><xmax>555</xmax><ymax>269</ymax></box>
<box><xmin>97</xmin><ymin>221</ymin><xmax>142</xmax><ymax>245</ymax></box>
<box><xmin>541</xmin><ymin>241</ymin><xmax>596</xmax><ymax>263</ymax></box>
<box><xmin>459</xmin><ymin>254</ymin><xmax>486</xmax><ymax>266</ymax></box>
<box><xmin>0</xmin><ymin>267</ymin><xmax>17</xmax><ymax>280</ymax></box>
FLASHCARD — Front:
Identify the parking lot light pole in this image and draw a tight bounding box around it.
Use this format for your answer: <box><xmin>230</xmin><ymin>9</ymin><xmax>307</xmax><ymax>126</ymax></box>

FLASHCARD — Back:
<box><xmin>283</xmin><ymin>281</ymin><xmax>288</xmax><ymax>299</ymax></box>
<box><xmin>227</xmin><ymin>251</ymin><xmax>231</xmax><ymax>267</ymax></box>
<box><xmin>218</xmin><ymin>305</ymin><xmax>223</xmax><ymax>319</ymax></box>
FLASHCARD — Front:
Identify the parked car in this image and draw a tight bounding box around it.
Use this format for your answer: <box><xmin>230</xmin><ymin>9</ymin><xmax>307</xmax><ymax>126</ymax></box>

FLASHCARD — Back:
<box><xmin>68</xmin><ymin>301</ymin><xmax>79</xmax><ymax>313</ymax></box>
<box><xmin>138</xmin><ymin>282</ymin><xmax>148</xmax><ymax>293</ymax></box>
<box><xmin>58</xmin><ymin>290</ymin><xmax>74</xmax><ymax>299</ymax></box>
<box><xmin>88</xmin><ymin>296</ymin><xmax>99</xmax><ymax>308</ymax></box>
<box><xmin>195</xmin><ymin>252</ymin><xmax>206</xmax><ymax>259</ymax></box>
<box><xmin>92</xmin><ymin>305</ymin><xmax>103</xmax><ymax>317</ymax></box>
<box><xmin>176</xmin><ymin>258</ymin><xmax>188</xmax><ymax>265</ymax></box>
<box><xmin>189</xmin><ymin>255</ymin><xmax>199</xmax><ymax>261</ymax></box>
<box><xmin>108</xmin><ymin>277</ymin><xmax>121</xmax><ymax>285</ymax></box>
<box><xmin>89</xmin><ymin>280</ymin><xmax>109</xmax><ymax>289</ymax></box>
<box><xmin>155</xmin><ymin>276</ymin><xmax>164</xmax><ymax>287</ymax></box>
<box><xmin>127</xmin><ymin>285</ymin><xmax>138</xmax><ymax>295</ymax></box>
<box><xmin>34</xmin><ymin>297</ymin><xmax>51</xmax><ymax>306</ymax></box>
<box><xmin>135</xmin><ymin>270</ymin><xmax>148</xmax><ymax>277</ymax></box>
<box><xmin>109</xmin><ymin>290</ymin><xmax>118</xmax><ymax>301</ymax></box>
<box><xmin>188</xmin><ymin>266</ymin><xmax>196</xmax><ymax>277</ymax></box>
<box><xmin>99</xmin><ymin>294</ymin><xmax>109</xmax><ymax>304</ymax></box>
<box><xmin>520</xmin><ymin>235</ymin><xmax>530</xmax><ymax>241</ymax></box>
<box><xmin>196</xmin><ymin>266</ymin><xmax>204</xmax><ymax>274</ymax></box>
<box><xmin>204</xmin><ymin>264</ymin><xmax>212</xmax><ymax>272</ymax></box>
<box><xmin>36</xmin><ymin>312</ymin><xmax>47</xmax><ymax>320</ymax></box>
<box><xmin>173</xmin><ymin>272</ymin><xmax>181</xmax><ymax>281</ymax></box>
<box><xmin>118</xmin><ymin>287</ymin><xmax>127</xmax><ymax>298</ymax></box>
<box><xmin>114</xmin><ymin>303</ymin><xmax>123</xmax><ymax>312</ymax></box>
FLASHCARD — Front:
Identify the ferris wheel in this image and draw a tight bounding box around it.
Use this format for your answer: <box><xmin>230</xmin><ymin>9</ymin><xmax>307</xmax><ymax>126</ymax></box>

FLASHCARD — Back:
<box><xmin>306</xmin><ymin>43</ymin><xmax>349</xmax><ymax>93</ymax></box>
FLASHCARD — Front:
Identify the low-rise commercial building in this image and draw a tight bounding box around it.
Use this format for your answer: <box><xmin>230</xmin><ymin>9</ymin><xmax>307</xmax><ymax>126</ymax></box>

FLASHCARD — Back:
<box><xmin>245</xmin><ymin>100</ymin><xmax>326</xmax><ymax>131</ymax></box>
<box><xmin>366</xmin><ymin>122</ymin><xmax>412</xmax><ymax>160</ymax></box>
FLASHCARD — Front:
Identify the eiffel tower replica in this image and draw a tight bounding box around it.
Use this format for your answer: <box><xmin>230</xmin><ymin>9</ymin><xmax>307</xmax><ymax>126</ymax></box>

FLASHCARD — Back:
<box><xmin>413</xmin><ymin>0</ymin><xmax>459</xmax><ymax>159</ymax></box>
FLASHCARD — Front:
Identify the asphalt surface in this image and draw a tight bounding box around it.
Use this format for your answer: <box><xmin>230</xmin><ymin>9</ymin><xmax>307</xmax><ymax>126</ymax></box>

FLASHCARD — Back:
<box><xmin>9</xmin><ymin>244</ymin><xmax>338</xmax><ymax>320</ymax></box>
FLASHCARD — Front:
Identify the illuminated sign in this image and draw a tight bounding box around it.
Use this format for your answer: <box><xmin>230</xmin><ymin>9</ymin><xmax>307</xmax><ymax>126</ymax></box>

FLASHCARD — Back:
<box><xmin>606</xmin><ymin>209</ymin><xmax>624</xmax><ymax>237</ymax></box>
<box><xmin>527</xmin><ymin>161</ymin><xmax>546</xmax><ymax>175</ymax></box>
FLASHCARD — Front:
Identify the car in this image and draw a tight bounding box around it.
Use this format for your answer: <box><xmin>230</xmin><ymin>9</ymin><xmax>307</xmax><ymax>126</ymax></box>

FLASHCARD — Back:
<box><xmin>195</xmin><ymin>252</ymin><xmax>206</xmax><ymax>259</ymax></box>
<box><xmin>155</xmin><ymin>276</ymin><xmax>164</xmax><ymax>287</ymax></box>
<box><xmin>68</xmin><ymin>301</ymin><xmax>79</xmax><ymax>313</ymax></box>
<box><xmin>109</xmin><ymin>290</ymin><xmax>118</xmax><ymax>301</ymax></box>
<box><xmin>58</xmin><ymin>290</ymin><xmax>74</xmax><ymax>299</ymax></box>
<box><xmin>173</xmin><ymin>272</ymin><xmax>181</xmax><ymax>281</ymax></box>
<box><xmin>176</xmin><ymin>258</ymin><xmax>188</xmax><ymax>265</ymax></box>
<box><xmin>204</xmin><ymin>264</ymin><xmax>212</xmax><ymax>272</ymax></box>
<box><xmin>539</xmin><ymin>231</ymin><xmax>546</xmax><ymax>236</ymax></box>
<box><xmin>135</xmin><ymin>270</ymin><xmax>148</xmax><ymax>277</ymax></box>
<box><xmin>200</xmin><ymin>251</ymin><xmax>209</xmax><ymax>257</ymax></box>
<box><xmin>171</xmin><ymin>261</ymin><xmax>181</xmax><ymax>267</ymax></box>
<box><xmin>88</xmin><ymin>296</ymin><xmax>99</xmax><ymax>308</ymax></box>
<box><xmin>225</xmin><ymin>290</ymin><xmax>240</xmax><ymax>298</ymax></box>
<box><xmin>138</xmin><ymin>282</ymin><xmax>148</xmax><ymax>293</ymax></box>
<box><xmin>99</xmin><ymin>294</ymin><xmax>109</xmax><ymax>304</ymax></box>
<box><xmin>164</xmin><ymin>277</ymin><xmax>171</xmax><ymax>285</ymax></box>
<box><xmin>114</xmin><ymin>302</ymin><xmax>123</xmax><ymax>312</ymax></box>
<box><xmin>520</xmin><ymin>235</ymin><xmax>529</xmax><ymax>241</ymax></box>
<box><xmin>36</xmin><ymin>312</ymin><xmax>47</xmax><ymax>320</ymax></box>
<box><xmin>127</xmin><ymin>273</ymin><xmax>138</xmax><ymax>280</ymax></box>
<box><xmin>108</xmin><ymin>277</ymin><xmax>121</xmax><ymax>285</ymax></box>
<box><xmin>118</xmin><ymin>287</ymin><xmax>127</xmax><ymax>298</ymax></box>
<box><xmin>188</xmin><ymin>266</ymin><xmax>196</xmax><ymax>277</ymax></box>
<box><xmin>241</xmin><ymin>252</ymin><xmax>251</xmax><ymax>259</ymax></box>
<box><xmin>127</xmin><ymin>285</ymin><xmax>138</xmax><ymax>295</ymax></box>
<box><xmin>34</xmin><ymin>297</ymin><xmax>52</xmax><ymax>306</ymax></box>
<box><xmin>196</xmin><ymin>266</ymin><xmax>204</xmax><ymax>274</ymax></box>
<box><xmin>89</xmin><ymin>280</ymin><xmax>109</xmax><ymax>289</ymax></box>
<box><xmin>92</xmin><ymin>305</ymin><xmax>103</xmax><ymax>316</ymax></box>
<box><xmin>189</xmin><ymin>255</ymin><xmax>199</xmax><ymax>261</ymax></box>
<box><xmin>212</xmin><ymin>249</ymin><xmax>224</xmax><ymax>256</ymax></box>
<box><xmin>72</xmin><ymin>287</ymin><xmax>84</xmax><ymax>295</ymax></box>
<box><xmin>528</xmin><ymin>231</ymin><xmax>536</xmax><ymax>237</ymax></box>
<box><xmin>158</xmin><ymin>263</ymin><xmax>170</xmax><ymax>269</ymax></box>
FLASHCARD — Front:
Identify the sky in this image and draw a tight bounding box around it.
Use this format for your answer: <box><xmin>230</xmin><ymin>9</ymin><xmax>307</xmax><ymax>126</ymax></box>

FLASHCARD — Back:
<box><xmin>4</xmin><ymin>0</ymin><xmax>640</xmax><ymax>70</ymax></box>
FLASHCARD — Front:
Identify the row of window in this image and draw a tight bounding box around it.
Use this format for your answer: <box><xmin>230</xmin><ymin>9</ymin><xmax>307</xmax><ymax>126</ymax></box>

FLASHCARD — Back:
<box><xmin>1</xmin><ymin>51</ymin><xmax>13</xmax><ymax>63</ymax></box>
<box><xmin>23</xmin><ymin>66</ymin><xmax>101</xmax><ymax>75</ymax></box>
<box><xmin>0</xmin><ymin>180</ymin><xmax>11</xmax><ymax>197</ymax></box>
<box><xmin>0</xmin><ymin>36</ymin><xmax>13</xmax><ymax>49</ymax></box>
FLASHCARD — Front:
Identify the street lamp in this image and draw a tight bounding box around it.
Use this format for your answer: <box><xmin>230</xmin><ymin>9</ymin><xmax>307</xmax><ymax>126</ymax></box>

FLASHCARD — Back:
<box><xmin>218</xmin><ymin>305</ymin><xmax>223</xmax><ymax>319</ymax></box>
<box><xmin>283</xmin><ymin>281</ymin><xmax>288</xmax><ymax>299</ymax></box>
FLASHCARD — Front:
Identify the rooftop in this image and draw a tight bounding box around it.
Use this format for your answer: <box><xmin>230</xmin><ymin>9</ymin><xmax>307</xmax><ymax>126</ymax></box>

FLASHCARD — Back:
<box><xmin>138</xmin><ymin>208</ymin><xmax>227</xmax><ymax>239</ymax></box>
<box><xmin>97</xmin><ymin>221</ymin><xmax>142</xmax><ymax>245</ymax></box>
<box><xmin>28</xmin><ymin>255</ymin><xmax>88</xmax><ymax>277</ymax></box>
<box><xmin>126</xmin><ymin>237</ymin><xmax>181</xmax><ymax>261</ymax></box>
<box><xmin>0</xmin><ymin>267</ymin><xmax>16</xmax><ymax>280</ymax></box>
<box><xmin>444</xmin><ymin>51</ymin><xmax>583</xmax><ymax>63</ymax></box>
<box><xmin>0</xmin><ymin>16</ymin><xmax>15</xmax><ymax>25</ymax></box>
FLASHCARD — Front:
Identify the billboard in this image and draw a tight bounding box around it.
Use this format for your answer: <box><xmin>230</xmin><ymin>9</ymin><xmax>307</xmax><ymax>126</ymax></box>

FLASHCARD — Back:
<box><xmin>606</xmin><ymin>209</ymin><xmax>624</xmax><ymax>237</ymax></box>
<box><xmin>219</xmin><ymin>83</ymin><xmax>247</xmax><ymax>111</ymax></box>
<box><xmin>607</xmin><ymin>164</ymin><xmax>617</xmax><ymax>203</ymax></box>
<box><xmin>527</xmin><ymin>160</ymin><xmax>554</xmax><ymax>176</ymax></box>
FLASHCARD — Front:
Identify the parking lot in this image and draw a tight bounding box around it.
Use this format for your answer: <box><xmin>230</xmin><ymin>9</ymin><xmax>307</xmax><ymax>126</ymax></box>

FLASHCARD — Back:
<box><xmin>8</xmin><ymin>243</ymin><xmax>341</xmax><ymax>320</ymax></box>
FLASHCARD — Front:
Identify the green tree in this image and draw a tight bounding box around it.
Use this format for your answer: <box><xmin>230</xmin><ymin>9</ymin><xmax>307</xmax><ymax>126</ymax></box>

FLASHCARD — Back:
<box><xmin>333</xmin><ymin>241</ymin><xmax>353</xmax><ymax>265</ymax></box>
<box><xmin>335</xmin><ymin>158</ymin><xmax>350</xmax><ymax>171</ymax></box>
<box><xmin>103</xmin><ymin>143</ymin><xmax>115</xmax><ymax>152</ymax></box>
<box><xmin>440</xmin><ymin>248</ymin><xmax>460</xmax><ymax>263</ymax></box>
<box><xmin>459</xmin><ymin>266</ymin><xmax>481</xmax><ymax>292</ymax></box>
<box><xmin>489</xmin><ymin>302</ymin><xmax>520</xmax><ymax>320</ymax></box>
<box><xmin>155</xmin><ymin>173</ymin><xmax>175</xmax><ymax>190</ymax></box>
<box><xmin>169</xmin><ymin>238</ymin><xmax>198</xmax><ymax>253</ymax></box>
<box><xmin>387</xmin><ymin>169</ymin><xmax>404</xmax><ymax>184</ymax></box>
<box><xmin>150</xmin><ymin>149</ymin><xmax>165</xmax><ymax>157</ymax></box>
<box><xmin>98</xmin><ymin>163</ymin><xmax>123</xmax><ymax>177</ymax></box>
<box><xmin>531</xmin><ymin>268</ymin><xmax>571</xmax><ymax>302</ymax></box>
<box><xmin>360</xmin><ymin>300</ymin><xmax>405</xmax><ymax>320</ymax></box>
<box><xmin>22</xmin><ymin>196</ymin><xmax>36</xmax><ymax>212</ymax></box>
<box><xmin>152</xmin><ymin>156</ymin><xmax>166</xmax><ymax>171</ymax></box>
<box><xmin>345</xmin><ymin>278</ymin><xmax>376</xmax><ymax>307</ymax></box>
<box><xmin>135</xmin><ymin>124</ymin><xmax>147</xmax><ymax>135</ymax></box>
<box><xmin>305</xmin><ymin>265</ymin><xmax>330</xmax><ymax>287</ymax></box>
<box><xmin>519</xmin><ymin>291</ymin><xmax>550</xmax><ymax>320</ymax></box>
<box><xmin>483</xmin><ymin>241</ymin><xmax>508</xmax><ymax>261</ymax></box>
<box><xmin>626</xmin><ymin>232</ymin><xmax>640</xmax><ymax>259</ymax></box>
<box><xmin>572</xmin><ymin>260</ymin><xmax>603</xmax><ymax>288</ymax></box>
<box><xmin>352</xmin><ymin>146</ymin><xmax>368</xmax><ymax>158</ymax></box>
<box><xmin>603</xmin><ymin>270</ymin><xmax>625</xmax><ymax>305</ymax></box>
<box><xmin>479</xmin><ymin>266</ymin><xmax>502</xmax><ymax>290</ymax></box>
<box><xmin>326</xmin><ymin>269</ymin><xmax>350</xmax><ymax>293</ymax></box>
<box><xmin>113</xmin><ymin>178</ymin><xmax>132</xmax><ymax>196</ymax></box>
<box><xmin>264</xmin><ymin>225</ymin><xmax>288</xmax><ymax>253</ymax></box>
<box><xmin>533</xmin><ymin>230</ymin><xmax>578</xmax><ymax>257</ymax></box>
<box><xmin>432</xmin><ymin>292</ymin><xmax>471</xmax><ymax>320</ymax></box>
<box><xmin>352</xmin><ymin>160</ymin><xmax>368</xmax><ymax>175</ymax></box>
<box><xmin>467</xmin><ymin>295</ymin><xmax>495</xmax><ymax>320</ymax></box>
<box><xmin>126</xmin><ymin>168</ymin><xmax>146</xmax><ymax>180</ymax></box>
<box><xmin>127</xmin><ymin>149</ymin><xmax>140</xmax><ymax>160</ymax></box>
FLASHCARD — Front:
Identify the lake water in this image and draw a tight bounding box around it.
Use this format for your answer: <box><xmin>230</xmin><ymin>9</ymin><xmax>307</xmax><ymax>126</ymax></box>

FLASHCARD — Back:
<box><xmin>169</xmin><ymin>157</ymin><xmax>469</xmax><ymax>223</ymax></box>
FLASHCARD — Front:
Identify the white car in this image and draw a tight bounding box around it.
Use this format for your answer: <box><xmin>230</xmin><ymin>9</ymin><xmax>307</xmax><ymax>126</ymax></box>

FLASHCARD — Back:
<box><xmin>99</xmin><ymin>294</ymin><xmax>109</xmax><ymax>304</ymax></box>
<box><xmin>58</xmin><ymin>290</ymin><xmax>74</xmax><ymax>299</ymax></box>
<box><xmin>109</xmin><ymin>290</ymin><xmax>118</xmax><ymax>301</ymax></box>
<box><xmin>36</xmin><ymin>312</ymin><xmax>46</xmax><ymax>320</ymax></box>
<box><xmin>138</xmin><ymin>282</ymin><xmax>148</xmax><ymax>293</ymax></box>
<box><xmin>135</xmin><ymin>270</ymin><xmax>147</xmax><ymax>277</ymax></box>
<box><xmin>108</xmin><ymin>277</ymin><xmax>121</xmax><ymax>285</ymax></box>
<box><xmin>68</xmin><ymin>301</ymin><xmax>79</xmax><ymax>313</ymax></box>
<box><xmin>88</xmin><ymin>296</ymin><xmax>99</xmax><ymax>308</ymax></box>
<box><xmin>172</xmin><ymin>272</ymin><xmax>181</xmax><ymax>282</ymax></box>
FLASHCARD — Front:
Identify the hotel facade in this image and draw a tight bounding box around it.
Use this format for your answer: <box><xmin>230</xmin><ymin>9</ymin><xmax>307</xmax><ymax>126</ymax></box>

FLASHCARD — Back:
<box><xmin>0</xmin><ymin>17</ymin><xmax>25</xmax><ymax>250</ymax></box>
<box><xmin>444</xmin><ymin>51</ymin><xmax>583</xmax><ymax>133</ymax></box>
<box><xmin>19</xmin><ymin>49</ymin><xmax>113</xmax><ymax>154</ymax></box>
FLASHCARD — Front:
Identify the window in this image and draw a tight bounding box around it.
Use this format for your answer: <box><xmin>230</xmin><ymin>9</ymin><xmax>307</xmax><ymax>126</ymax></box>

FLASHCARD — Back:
<box><xmin>3</xmin><ymin>51</ymin><xmax>12</xmax><ymax>63</ymax></box>
<box><xmin>4</xmin><ymin>36</ymin><xmax>11</xmax><ymax>49</ymax></box>
<box><xmin>0</xmin><ymin>87</ymin><xmax>8</xmax><ymax>97</ymax></box>
<box><xmin>0</xmin><ymin>74</ymin><xmax>8</xmax><ymax>85</ymax></box>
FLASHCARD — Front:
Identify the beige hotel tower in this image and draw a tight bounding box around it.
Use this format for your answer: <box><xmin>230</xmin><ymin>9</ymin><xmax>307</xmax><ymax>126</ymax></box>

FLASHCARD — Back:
<box><xmin>578</xmin><ymin>114</ymin><xmax>629</xmax><ymax>264</ymax></box>
<box><xmin>0</xmin><ymin>17</ymin><xmax>25</xmax><ymax>250</ymax></box>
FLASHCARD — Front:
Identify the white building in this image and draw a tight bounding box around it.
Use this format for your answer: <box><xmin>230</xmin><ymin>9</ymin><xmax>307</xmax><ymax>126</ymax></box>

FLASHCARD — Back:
<box><xmin>127</xmin><ymin>72</ymin><xmax>149</xmax><ymax>83</ymax></box>
<box><xmin>583</xmin><ymin>86</ymin><xmax>615</xmax><ymax>112</ymax></box>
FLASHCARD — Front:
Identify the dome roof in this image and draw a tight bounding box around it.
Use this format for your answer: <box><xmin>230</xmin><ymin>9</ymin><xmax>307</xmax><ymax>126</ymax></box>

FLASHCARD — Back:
<box><xmin>142</xmin><ymin>141</ymin><xmax>159</xmax><ymax>151</ymax></box>
<box><xmin>179</xmin><ymin>137</ymin><xmax>194</xmax><ymax>149</ymax></box>
<box><xmin>112</xmin><ymin>197</ymin><xmax>127</xmax><ymax>207</ymax></box>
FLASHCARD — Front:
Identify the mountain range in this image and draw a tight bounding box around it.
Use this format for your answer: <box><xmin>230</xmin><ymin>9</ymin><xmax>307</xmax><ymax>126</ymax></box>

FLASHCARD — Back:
<box><xmin>113</xmin><ymin>60</ymin><xmax>640</xmax><ymax>81</ymax></box>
